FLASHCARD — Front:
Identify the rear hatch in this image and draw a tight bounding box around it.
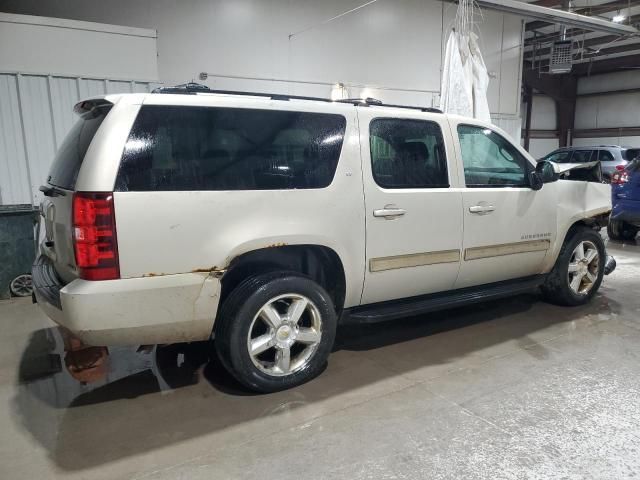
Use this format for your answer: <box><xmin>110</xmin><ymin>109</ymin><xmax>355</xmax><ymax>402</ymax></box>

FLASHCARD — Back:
<box><xmin>38</xmin><ymin>99</ymin><xmax>113</xmax><ymax>284</ymax></box>
<box><xmin>621</xmin><ymin>157</ymin><xmax>640</xmax><ymax>201</ymax></box>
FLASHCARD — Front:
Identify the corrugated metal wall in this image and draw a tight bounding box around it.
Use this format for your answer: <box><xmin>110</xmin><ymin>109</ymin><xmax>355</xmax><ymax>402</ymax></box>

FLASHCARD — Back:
<box><xmin>0</xmin><ymin>73</ymin><xmax>160</xmax><ymax>206</ymax></box>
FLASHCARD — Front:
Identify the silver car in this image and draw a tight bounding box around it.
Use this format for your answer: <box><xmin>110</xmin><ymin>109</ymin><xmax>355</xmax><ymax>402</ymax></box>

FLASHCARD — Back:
<box><xmin>539</xmin><ymin>145</ymin><xmax>639</xmax><ymax>181</ymax></box>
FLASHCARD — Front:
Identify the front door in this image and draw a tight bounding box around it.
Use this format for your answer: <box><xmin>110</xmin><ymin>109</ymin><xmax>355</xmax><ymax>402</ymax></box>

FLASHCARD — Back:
<box><xmin>451</xmin><ymin>122</ymin><xmax>557</xmax><ymax>289</ymax></box>
<box><xmin>359</xmin><ymin>110</ymin><xmax>464</xmax><ymax>305</ymax></box>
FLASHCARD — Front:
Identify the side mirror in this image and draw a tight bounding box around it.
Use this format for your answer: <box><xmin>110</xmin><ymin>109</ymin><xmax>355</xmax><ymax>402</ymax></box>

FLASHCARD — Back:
<box><xmin>529</xmin><ymin>171</ymin><xmax>543</xmax><ymax>191</ymax></box>
<box><xmin>535</xmin><ymin>160</ymin><xmax>560</xmax><ymax>183</ymax></box>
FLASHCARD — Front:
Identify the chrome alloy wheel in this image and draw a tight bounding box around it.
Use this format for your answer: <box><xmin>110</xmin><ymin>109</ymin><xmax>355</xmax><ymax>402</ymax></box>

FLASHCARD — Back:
<box><xmin>247</xmin><ymin>294</ymin><xmax>322</xmax><ymax>376</ymax></box>
<box><xmin>567</xmin><ymin>240</ymin><xmax>600</xmax><ymax>295</ymax></box>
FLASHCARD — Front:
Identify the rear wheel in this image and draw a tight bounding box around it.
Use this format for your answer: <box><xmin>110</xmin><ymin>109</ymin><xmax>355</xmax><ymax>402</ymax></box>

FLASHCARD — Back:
<box><xmin>215</xmin><ymin>272</ymin><xmax>337</xmax><ymax>393</ymax></box>
<box><xmin>541</xmin><ymin>227</ymin><xmax>605</xmax><ymax>306</ymax></box>
<box><xmin>607</xmin><ymin>219</ymin><xmax>638</xmax><ymax>241</ymax></box>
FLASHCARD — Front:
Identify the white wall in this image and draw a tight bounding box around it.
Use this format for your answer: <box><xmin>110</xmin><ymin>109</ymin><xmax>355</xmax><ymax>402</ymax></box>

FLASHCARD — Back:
<box><xmin>575</xmin><ymin>72</ymin><xmax>640</xmax><ymax>131</ymax></box>
<box><xmin>527</xmin><ymin>138</ymin><xmax>559</xmax><ymax>159</ymax></box>
<box><xmin>573</xmin><ymin>137</ymin><xmax>640</xmax><ymax>147</ymax></box>
<box><xmin>0</xmin><ymin>13</ymin><xmax>159</xmax><ymax>205</ymax></box>
<box><xmin>578</xmin><ymin>71</ymin><xmax>640</xmax><ymax>95</ymax></box>
<box><xmin>0</xmin><ymin>0</ymin><xmax>524</xmax><ymax>116</ymax></box>
<box><xmin>575</xmin><ymin>92</ymin><xmax>640</xmax><ymax>130</ymax></box>
<box><xmin>0</xmin><ymin>13</ymin><xmax>158</xmax><ymax>80</ymax></box>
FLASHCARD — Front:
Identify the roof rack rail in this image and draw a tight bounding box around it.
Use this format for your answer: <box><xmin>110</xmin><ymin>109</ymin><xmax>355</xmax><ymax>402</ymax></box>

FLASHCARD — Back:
<box><xmin>151</xmin><ymin>82</ymin><xmax>443</xmax><ymax>113</ymax></box>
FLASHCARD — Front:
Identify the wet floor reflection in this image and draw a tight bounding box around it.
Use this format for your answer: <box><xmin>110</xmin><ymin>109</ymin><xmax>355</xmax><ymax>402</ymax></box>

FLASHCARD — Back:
<box><xmin>13</xmin><ymin>291</ymin><xmax>620</xmax><ymax>471</ymax></box>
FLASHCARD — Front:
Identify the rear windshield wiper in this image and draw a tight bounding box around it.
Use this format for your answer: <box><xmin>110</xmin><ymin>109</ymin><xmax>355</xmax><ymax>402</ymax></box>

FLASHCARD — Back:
<box><xmin>39</xmin><ymin>185</ymin><xmax>67</xmax><ymax>197</ymax></box>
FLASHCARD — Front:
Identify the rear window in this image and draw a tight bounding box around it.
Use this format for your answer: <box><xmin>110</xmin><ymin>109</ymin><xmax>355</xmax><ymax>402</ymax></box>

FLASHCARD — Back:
<box><xmin>627</xmin><ymin>158</ymin><xmax>640</xmax><ymax>172</ymax></box>
<box><xmin>116</xmin><ymin>105</ymin><xmax>347</xmax><ymax>191</ymax></box>
<box><xmin>47</xmin><ymin>105</ymin><xmax>110</xmax><ymax>189</ymax></box>
<box><xmin>622</xmin><ymin>149</ymin><xmax>640</xmax><ymax>162</ymax></box>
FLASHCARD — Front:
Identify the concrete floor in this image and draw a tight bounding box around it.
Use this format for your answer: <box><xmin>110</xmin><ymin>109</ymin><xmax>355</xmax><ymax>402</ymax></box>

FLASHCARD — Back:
<box><xmin>1</xmin><ymin>236</ymin><xmax>640</xmax><ymax>479</ymax></box>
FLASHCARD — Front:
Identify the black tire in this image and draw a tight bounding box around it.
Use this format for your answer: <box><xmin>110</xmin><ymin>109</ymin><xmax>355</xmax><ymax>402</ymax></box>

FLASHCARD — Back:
<box><xmin>541</xmin><ymin>227</ymin><xmax>605</xmax><ymax>306</ymax></box>
<box><xmin>214</xmin><ymin>271</ymin><xmax>337</xmax><ymax>393</ymax></box>
<box><xmin>607</xmin><ymin>219</ymin><xmax>638</xmax><ymax>241</ymax></box>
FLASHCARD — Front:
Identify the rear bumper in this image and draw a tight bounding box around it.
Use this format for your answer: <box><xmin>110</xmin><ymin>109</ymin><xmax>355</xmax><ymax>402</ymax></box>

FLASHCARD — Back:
<box><xmin>33</xmin><ymin>256</ymin><xmax>220</xmax><ymax>346</ymax></box>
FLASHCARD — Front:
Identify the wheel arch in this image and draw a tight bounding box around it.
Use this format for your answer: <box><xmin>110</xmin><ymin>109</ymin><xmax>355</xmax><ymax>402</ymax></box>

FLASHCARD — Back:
<box><xmin>544</xmin><ymin>214</ymin><xmax>608</xmax><ymax>273</ymax></box>
<box><xmin>217</xmin><ymin>245</ymin><xmax>347</xmax><ymax>327</ymax></box>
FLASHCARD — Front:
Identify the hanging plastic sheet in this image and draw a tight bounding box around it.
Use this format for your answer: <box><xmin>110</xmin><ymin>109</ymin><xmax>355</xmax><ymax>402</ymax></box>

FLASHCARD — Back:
<box><xmin>440</xmin><ymin>30</ymin><xmax>491</xmax><ymax>123</ymax></box>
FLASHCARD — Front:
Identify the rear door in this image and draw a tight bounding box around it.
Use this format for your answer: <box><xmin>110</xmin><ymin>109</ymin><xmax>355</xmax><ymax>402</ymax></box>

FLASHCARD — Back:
<box><xmin>39</xmin><ymin>101</ymin><xmax>112</xmax><ymax>283</ymax></box>
<box><xmin>359</xmin><ymin>109</ymin><xmax>463</xmax><ymax>305</ymax></box>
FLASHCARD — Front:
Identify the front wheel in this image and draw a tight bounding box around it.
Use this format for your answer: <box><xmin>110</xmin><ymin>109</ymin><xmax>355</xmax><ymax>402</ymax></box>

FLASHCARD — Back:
<box><xmin>214</xmin><ymin>272</ymin><xmax>337</xmax><ymax>393</ymax></box>
<box><xmin>541</xmin><ymin>227</ymin><xmax>605</xmax><ymax>306</ymax></box>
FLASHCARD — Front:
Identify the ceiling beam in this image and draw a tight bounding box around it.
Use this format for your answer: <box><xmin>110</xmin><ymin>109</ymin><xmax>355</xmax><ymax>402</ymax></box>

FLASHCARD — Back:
<box><xmin>526</xmin><ymin>0</ymin><xmax>640</xmax><ymax>31</ymax></box>
<box><xmin>525</xmin><ymin>53</ymin><xmax>640</xmax><ymax>75</ymax></box>
<box><xmin>525</xmin><ymin>28</ymin><xmax>588</xmax><ymax>46</ymax></box>
<box><xmin>531</xmin><ymin>0</ymin><xmax>561</xmax><ymax>7</ymax></box>
<box><xmin>524</xmin><ymin>34</ymin><xmax>624</xmax><ymax>59</ymax></box>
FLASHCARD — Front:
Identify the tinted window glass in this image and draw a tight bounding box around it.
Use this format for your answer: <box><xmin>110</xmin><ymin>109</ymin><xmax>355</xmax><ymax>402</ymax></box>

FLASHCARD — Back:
<box><xmin>545</xmin><ymin>150</ymin><xmax>572</xmax><ymax>163</ymax></box>
<box><xmin>47</xmin><ymin>105</ymin><xmax>111</xmax><ymax>189</ymax></box>
<box><xmin>457</xmin><ymin>125</ymin><xmax>529</xmax><ymax>187</ymax></box>
<box><xmin>572</xmin><ymin>150</ymin><xmax>594</xmax><ymax>162</ymax></box>
<box><xmin>598</xmin><ymin>150</ymin><xmax>615</xmax><ymax>162</ymax></box>
<box><xmin>623</xmin><ymin>148</ymin><xmax>640</xmax><ymax>162</ymax></box>
<box><xmin>369</xmin><ymin>119</ymin><xmax>448</xmax><ymax>188</ymax></box>
<box><xmin>117</xmin><ymin>106</ymin><xmax>346</xmax><ymax>191</ymax></box>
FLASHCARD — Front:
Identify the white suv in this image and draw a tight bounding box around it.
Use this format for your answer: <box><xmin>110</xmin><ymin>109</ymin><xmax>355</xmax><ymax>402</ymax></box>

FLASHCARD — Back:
<box><xmin>33</xmin><ymin>84</ymin><xmax>616</xmax><ymax>392</ymax></box>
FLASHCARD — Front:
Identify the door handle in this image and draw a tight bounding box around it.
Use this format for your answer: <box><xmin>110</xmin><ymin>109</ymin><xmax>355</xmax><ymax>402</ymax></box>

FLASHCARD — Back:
<box><xmin>469</xmin><ymin>205</ymin><xmax>495</xmax><ymax>214</ymax></box>
<box><xmin>373</xmin><ymin>205</ymin><xmax>407</xmax><ymax>219</ymax></box>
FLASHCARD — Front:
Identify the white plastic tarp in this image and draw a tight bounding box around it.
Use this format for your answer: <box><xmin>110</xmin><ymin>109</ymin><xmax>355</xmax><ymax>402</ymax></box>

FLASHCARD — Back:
<box><xmin>440</xmin><ymin>30</ymin><xmax>491</xmax><ymax>122</ymax></box>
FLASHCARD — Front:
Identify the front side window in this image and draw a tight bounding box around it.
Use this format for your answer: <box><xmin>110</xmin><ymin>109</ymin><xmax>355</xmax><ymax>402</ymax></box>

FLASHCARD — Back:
<box><xmin>457</xmin><ymin>125</ymin><xmax>530</xmax><ymax>187</ymax></box>
<box><xmin>116</xmin><ymin>106</ymin><xmax>346</xmax><ymax>191</ymax></box>
<box><xmin>369</xmin><ymin>118</ymin><xmax>448</xmax><ymax>188</ymax></box>
<box><xmin>544</xmin><ymin>150</ymin><xmax>572</xmax><ymax>163</ymax></box>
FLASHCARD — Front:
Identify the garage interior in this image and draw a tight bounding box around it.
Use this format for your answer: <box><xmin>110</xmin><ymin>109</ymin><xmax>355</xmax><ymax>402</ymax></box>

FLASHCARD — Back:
<box><xmin>1</xmin><ymin>0</ymin><xmax>640</xmax><ymax>478</ymax></box>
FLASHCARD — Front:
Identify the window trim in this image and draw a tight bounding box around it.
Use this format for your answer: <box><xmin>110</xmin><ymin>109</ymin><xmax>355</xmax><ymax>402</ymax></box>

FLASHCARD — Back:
<box><xmin>457</xmin><ymin>123</ymin><xmax>533</xmax><ymax>189</ymax></box>
<box><xmin>368</xmin><ymin>117</ymin><xmax>450</xmax><ymax>190</ymax></box>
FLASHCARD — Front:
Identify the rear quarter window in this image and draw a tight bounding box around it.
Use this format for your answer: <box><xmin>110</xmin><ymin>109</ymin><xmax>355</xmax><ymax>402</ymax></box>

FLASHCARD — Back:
<box><xmin>116</xmin><ymin>105</ymin><xmax>347</xmax><ymax>191</ymax></box>
<box><xmin>47</xmin><ymin>105</ymin><xmax>111</xmax><ymax>189</ymax></box>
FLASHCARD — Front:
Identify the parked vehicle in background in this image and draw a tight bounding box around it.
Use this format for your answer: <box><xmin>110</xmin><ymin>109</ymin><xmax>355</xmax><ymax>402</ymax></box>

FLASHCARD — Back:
<box><xmin>608</xmin><ymin>156</ymin><xmax>640</xmax><ymax>241</ymax></box>
<box><xmin>33</xmin><ymin>84</ymin><xmax>616</xmax><ymax>392</ymax></box>
<box><xmin>539</xmin><ymin>145</ymin><xmax>636</xmax><ymax>181</ymax></box>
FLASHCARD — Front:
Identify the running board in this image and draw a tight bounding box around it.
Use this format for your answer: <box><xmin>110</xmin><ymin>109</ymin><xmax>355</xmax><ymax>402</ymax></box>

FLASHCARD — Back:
<box><xmin>342</xmin><ymin>275</ymin><xmax>546</xmax><ymax>324</ymax></box>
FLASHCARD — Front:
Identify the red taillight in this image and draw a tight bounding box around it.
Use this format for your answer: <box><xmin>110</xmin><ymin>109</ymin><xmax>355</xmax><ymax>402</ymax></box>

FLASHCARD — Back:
<box><xmin>615</xmin><ymin>164</ymin><xmax>626</xmax><ymax>171</ymax></box>
<box><xmin>72</xmin><ymin>192</ymin><xmax>120</xmax><ymax>280</ymax></box>
<box><xmin>611</xmin><ymin>171</ymin><xmax>629</xmax><ymax>185</ymax></box>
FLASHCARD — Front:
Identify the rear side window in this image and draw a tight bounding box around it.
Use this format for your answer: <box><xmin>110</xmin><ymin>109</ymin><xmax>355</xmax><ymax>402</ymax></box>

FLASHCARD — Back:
<box><xmin>597</xmin><ymin>150</ymin><xmax>614</xmax><ymax>162</ymax></box>
<box><xmin>369</xmin><ymin>118</ymin><xmax>449</xmax><ymax>188</ymax></box>
<box><xmin>47</xmin><ymin>105</ymin><xmax>111</xmax><ymax>189</ymax></box>
<box><xmin>116</xmin><ymin>106</ymin><xmax>346</xmax><ymax>191</ymax></box>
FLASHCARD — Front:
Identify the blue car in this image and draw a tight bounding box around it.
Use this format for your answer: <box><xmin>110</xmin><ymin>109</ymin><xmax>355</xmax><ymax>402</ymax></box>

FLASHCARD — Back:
<box><xmin>608</xmin><ymin>155</ymin><xmax>640</xmax><ymax>241</ymax></box>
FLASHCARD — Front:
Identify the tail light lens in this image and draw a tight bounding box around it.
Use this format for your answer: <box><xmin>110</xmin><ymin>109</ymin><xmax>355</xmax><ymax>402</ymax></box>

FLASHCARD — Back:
<box><xmin>611</xmin><ymin>171</ymin><xmax>629</xmax><ymax>185</ymax></box>
<box><xmin>72</xmin><ymin>192</ymin><xmax>120</xmax><ymax>280</ymax></box>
